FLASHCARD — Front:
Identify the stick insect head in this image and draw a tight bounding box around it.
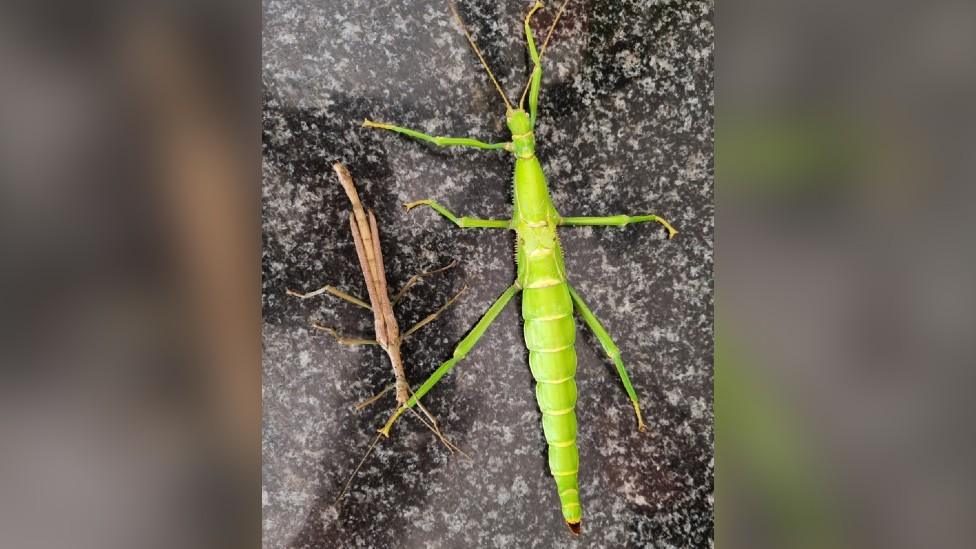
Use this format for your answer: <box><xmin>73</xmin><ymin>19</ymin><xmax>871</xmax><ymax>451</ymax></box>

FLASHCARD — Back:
<box><xmin>506</xmin><ymin>109</ymin><xmax>532</xmax><ymax>135</ymax></box>
<box><xmin>506</xmin><ymin>109</ymin><xmax>535</xmax><ymax>158</ymax></box>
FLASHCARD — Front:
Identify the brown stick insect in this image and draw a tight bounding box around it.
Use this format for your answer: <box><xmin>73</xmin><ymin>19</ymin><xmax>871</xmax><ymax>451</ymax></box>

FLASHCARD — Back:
<box><xmin>287</xmin><ymin>163</ymin><xmax>468</xmax><ymax>499</ymax></box>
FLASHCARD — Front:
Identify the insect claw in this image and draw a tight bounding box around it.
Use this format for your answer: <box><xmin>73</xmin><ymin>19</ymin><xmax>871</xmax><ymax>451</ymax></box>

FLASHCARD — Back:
<box><xmin>404</xmin><ymin>199</ymin><xmax>429</xmax><ymax>211</ymax></box>
<box><xmin>632</xmin><ymin>401</ymin><xmax>648</xmax><ymax>432</ymax></box>
<box><xmin>378</xmin><ymin>405</ymin><xmax>407</xmax><ymax>437</ymax></box>
<box><xmin>657</xmin><ymin>217</ymin><xmax>678</xmax><ymax>239</ymax></box>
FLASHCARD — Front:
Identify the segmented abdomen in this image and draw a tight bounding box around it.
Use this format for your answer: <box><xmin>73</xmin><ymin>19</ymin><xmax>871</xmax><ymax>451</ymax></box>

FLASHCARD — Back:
<box><xmin>522</xmin><ymin>280</ymin><xmax>580</xmax><ymax>524</ymax></box>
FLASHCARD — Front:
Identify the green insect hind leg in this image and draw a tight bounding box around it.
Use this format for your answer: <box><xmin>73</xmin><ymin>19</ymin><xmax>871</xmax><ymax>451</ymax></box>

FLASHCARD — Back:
<box><xmin>568</xmin><ymin>285</ymin><xmax>648</xmax><ymax>432</ymax></box>
<box><xmin>378</xmin><ymin>283</ymin><xmax>520</xmax><ymax>437</ymax></box>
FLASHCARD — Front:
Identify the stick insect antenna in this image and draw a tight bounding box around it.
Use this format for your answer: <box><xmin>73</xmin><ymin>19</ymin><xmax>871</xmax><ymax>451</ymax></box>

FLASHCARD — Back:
<box><xmin>519</xmin><ymin>0</ymin><xmax>572</xmax><ymax>109</ymax></box>
<box><xmin>449</xmin><ymin>1</ymin><xmax>514</xmax><ymax>111</ymax></box>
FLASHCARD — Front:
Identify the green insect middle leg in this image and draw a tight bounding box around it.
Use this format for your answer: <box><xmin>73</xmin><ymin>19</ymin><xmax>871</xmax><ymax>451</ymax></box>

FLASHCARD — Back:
<box><xmin>404</xmin><ymin>200</ymin><xmax>511</xmax><ymax>229</ymax></box>
<box><xmin>560</xmin><ymin>214</ymin><xmax>678</xmax><ymax>238</ymax></box>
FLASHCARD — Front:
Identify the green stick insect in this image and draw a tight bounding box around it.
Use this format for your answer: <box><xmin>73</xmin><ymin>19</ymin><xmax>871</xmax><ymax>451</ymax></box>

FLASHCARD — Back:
<box><xmin>363</xmin><ymin>1</ymin><xmax>677</xmax><ymax>535</ymax></box>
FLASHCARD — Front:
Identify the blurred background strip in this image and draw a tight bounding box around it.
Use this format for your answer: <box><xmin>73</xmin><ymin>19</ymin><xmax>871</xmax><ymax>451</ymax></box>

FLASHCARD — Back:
<box><xmin>0</xmin><ymin>2</ymin><xmax>260</xmax><ymax>548</ymax></box>
<box><xmin>717</xmin><ymin>1</ymin><xmax>976</xmax><ymax>548</ymax></box>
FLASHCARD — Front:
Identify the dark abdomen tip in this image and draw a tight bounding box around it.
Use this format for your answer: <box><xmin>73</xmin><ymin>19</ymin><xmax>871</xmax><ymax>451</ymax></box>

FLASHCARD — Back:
<box><xmin>566</xmin><ymin>520</ymin><xmax>581</xmax><ymax>536</ymax></box>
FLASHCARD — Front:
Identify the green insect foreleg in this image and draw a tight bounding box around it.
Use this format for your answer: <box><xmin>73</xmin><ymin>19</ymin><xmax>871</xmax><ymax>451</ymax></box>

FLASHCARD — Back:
<box><xmin>405</xmin><ymin>199</ymin><xmax>511</xmax><ymax>229</ymax></box>
<box><xmin>568</xmin><ymin>285</ymin><xmax>648</xmax><ymax>432</ymax></box>
<box><xmin>378</xmin><ymin>283</ymin><xmax>520</xmax><ymax>437</ymax></box>
<box><xmin>518</xmin><ymin>1</ymin><xmax>571</xmax><ymax>124</ymax></box>
<box><xmin>363</xmin><ymin>119</ymin><xmax>510</xmax><ymax>151</ymax></box>
<box><xmin>559</xmin><ymin>214</ymin><xmax>678</xmax><ymax>238</ymax></box>
<box><xmin>522</xmin><ymin>2</ymin><xmax>544</xmax><ymax>125</ymax></box>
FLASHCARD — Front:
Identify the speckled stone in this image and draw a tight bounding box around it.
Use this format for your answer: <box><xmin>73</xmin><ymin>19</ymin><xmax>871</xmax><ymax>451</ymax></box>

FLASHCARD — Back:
<box><xmin>263</xmin><ymin>1</ymin><xmax>713</xmax><ymax>547</ymax></box>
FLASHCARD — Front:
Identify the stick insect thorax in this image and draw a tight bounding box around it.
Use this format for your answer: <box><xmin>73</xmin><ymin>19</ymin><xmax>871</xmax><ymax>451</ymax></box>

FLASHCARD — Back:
<box><xmin>450</xmin><ymin>0</ymin><xmax>560</xmax><ymax>225</ymax></box>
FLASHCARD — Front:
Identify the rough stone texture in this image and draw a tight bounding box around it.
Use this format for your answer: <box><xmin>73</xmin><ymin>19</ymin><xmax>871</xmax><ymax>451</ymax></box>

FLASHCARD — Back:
<box><xmin>262</xmin><ymin>1</ymin><xmax>712</xmax><ymax>547</ymax></box>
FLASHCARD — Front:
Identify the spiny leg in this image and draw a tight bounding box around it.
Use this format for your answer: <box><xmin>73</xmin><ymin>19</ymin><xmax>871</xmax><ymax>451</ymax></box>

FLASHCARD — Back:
<box><xmin>568</xmin><ymin>285</ymin><xmax>648</xmax><ymax>432</ymax></box>
<box><xmin>405</xmin><ymin>199</ymin><xmax>511</xmax><ymax>229</ymax></box>
<box><xmin>379</xmin><ymin>283</ymin><xmax>520</xmax><ymax>437</ymax></box>
<box><xmin>402</xmin><ymin>283</ymin><xmax>469</xmax><ymax>339</ymax></box>
<box><xmin>286</xmin><ymin>285</ymin><xmax>372</xmax><ymax>310</ymax></box>
<box><xmin>560</xmin><ymin>214</ymin><xmax>678</xmax><ymax>239</ymax></box>
<box><xmin>392</xmin><ymin>258</ymin><xmax>459</xmax><ymax>304</ymax></box>
<box><xmin>363</xmin><ymin>119</ymin><xmax>510</xmax><ymax>151</ymax></box>
<box><xmin>311</xmin><ymin>323</ymin><xmax>377</xmax><ymax>346</ymax></box>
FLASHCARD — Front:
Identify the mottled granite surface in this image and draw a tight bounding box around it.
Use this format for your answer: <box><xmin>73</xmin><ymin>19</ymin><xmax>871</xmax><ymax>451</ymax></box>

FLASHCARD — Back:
<box><xmin>262</xmin><ymin>1</ymin><xmax>713</xmax><ymax>547</ymax></box>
